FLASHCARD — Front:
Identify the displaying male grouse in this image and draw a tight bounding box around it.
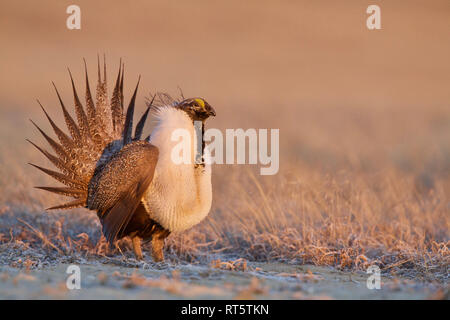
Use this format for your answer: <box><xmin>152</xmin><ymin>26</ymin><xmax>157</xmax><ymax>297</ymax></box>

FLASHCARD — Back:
<box><xmin>28</xmin><ymin>58</ymin><xmax>216</xmax><ymax>261</ymax></box>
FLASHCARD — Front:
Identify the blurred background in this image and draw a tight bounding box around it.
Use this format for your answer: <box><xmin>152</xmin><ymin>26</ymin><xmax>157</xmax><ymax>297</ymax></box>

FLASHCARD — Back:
<box><xmin>0</xmin><ymin>0</ymin><xmax>449</xmax><ymax>202</ymax></box>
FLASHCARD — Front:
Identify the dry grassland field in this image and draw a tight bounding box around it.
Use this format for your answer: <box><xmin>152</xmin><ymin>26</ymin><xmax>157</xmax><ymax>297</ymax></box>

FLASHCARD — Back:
<box><xmin>0</xmin><ymin>0</ymin><xmax>448</xmax><ymax>300</ymax></box>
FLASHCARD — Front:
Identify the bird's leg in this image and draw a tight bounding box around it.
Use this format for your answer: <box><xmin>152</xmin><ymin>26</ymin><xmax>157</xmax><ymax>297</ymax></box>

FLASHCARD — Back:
<box><xmin>151</xmin><ymin>228</ymin><xmax>170</xmax><ymax>262</ymax></box>
<box><xmin>151</xmin><ymin>235</ymin><xmax>165</xmax><ymax>262</ymax></box>
<box><xmin>132</xmin><ymin>236</ymin><xmax>143</xmax><ymax>260</ymax></box>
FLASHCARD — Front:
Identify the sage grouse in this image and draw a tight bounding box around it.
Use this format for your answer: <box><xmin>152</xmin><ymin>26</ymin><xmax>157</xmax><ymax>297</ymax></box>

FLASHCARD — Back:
<box><xmin>28</xmin><ymin>59</ymin><xmax>216</xmax><ymax>261</ymax></box>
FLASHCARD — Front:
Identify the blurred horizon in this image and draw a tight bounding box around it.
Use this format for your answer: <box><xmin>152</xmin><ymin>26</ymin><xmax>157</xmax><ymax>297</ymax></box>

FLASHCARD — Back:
<box><xmin>0</xmin><ymin>0</ymin><xmax>449</xmax><ymax>176</ymax></box>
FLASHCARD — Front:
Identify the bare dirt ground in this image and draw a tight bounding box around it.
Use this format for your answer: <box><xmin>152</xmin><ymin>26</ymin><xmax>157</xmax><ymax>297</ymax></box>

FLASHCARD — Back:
<box><xmin>0</xmin><ymin>1</ymin><xmax>449</xmax><ymax>299</ymax></box>
<box><xmin>0</xmin><ymin>261</ymin><xmax>446</xmax><ymax>300</ymax></box>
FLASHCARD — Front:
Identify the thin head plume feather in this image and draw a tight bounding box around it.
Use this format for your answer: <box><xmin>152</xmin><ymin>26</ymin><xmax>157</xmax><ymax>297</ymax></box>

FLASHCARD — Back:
<box><xmin>156</xmin><ymin>92</ymin><xmax>179</xmax><ymax>107</ymax></box>
<box><xmin>146</xmin><ymin>91</ymin><xmax>175</xmax><ymax>110</ymax></box>
<box><xmin>145</xmin><ymin>89</ymin><xmax>184</xmax><ymax>116</ymax></box>
<box><xmin>28</xmin><ymin>58</ymin><xmax>152</xmax><ymax>210</ymax></box>
<box><xmin>177</xmin><ymin>86</ymin><xmax>185</xmax><ymax>100</ymax></box>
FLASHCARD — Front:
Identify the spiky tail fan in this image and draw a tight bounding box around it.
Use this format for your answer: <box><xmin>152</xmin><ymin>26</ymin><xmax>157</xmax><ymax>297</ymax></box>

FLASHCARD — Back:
<box><xmin>28</xmin><ymin>58</ymin><xmax>152</xmax><ymax>210</ymax></box>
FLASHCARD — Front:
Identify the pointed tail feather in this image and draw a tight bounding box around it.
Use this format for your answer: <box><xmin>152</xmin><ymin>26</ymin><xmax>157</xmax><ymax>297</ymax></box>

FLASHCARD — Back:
<box><xmin>83</xmin><ymin>58</ymin><xmax>97</xmax><ymax>133</ymax></box>
<box><xmin>111</xmin><ymin>60</ymin><xmax>124</xmax><ymax>136</ymax></box>
<box><xmin>35</xmin><ymin>186</ymin><xmax>86</xmax><ymax>198</ymax></box>
<box><xmin>134</xmin><ymin>106</ymin><xmax>150</xmax><ymax>141</ymax></box>
<box><xmin>52</xmin><ymin>82</ymin><xmax>82</xmax><ymax>145</ymax></box>
<box><xmin>134</xmin><ymin>93</ymin><xmax>156</xmax><ymax>141</ymax></box>
<box><xmin>95</xmin><ymin>54</ymin><xmax>113</xmax><ymax>136</ymax></box>
<box><xmin>29</xmin><ymin>163</ymin><xmax>85</xmax><ymax>189</ymax></box>
<box><xmin>37</xmin><ymin>100</ymin><xmax>75</xmax><ymax>152</ymax></box>
<box><xmin>68</xmin><ymin>68</ymin><xmax>91</xmax><ymax>141</ymax></box>
<box><xmin>123</xmin><ymin>76</ymin><xmax>140</xmax><ymax>145</ymax></box>
<box><xmin>120</xmin><ymin>62</ymin><xmax>124</xmax><ymax>110</ymax></box>
<box><xmin>26</xmin><ymin>139</ymin><xmax>71</xmax><ymax>176</ymax></box>
<box><xmin>47</xmin><ymin>198</ymin><xmax>86</xmax><ymax>210</ymax></box>
<box><xmin>29</xmin><ymin>119</ymin><xmax>69</xmax><ymax>162</ymax></box>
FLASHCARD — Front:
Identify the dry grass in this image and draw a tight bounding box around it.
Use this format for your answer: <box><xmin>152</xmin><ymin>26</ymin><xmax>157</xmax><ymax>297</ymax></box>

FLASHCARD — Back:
<box><xmin>0</xmin><ymin>151</ymin><xmax>448</xmax><ymax>281</ymax></box>
<box><xmin>168</xmin><ymin>165</ymin><xmax>449</xmax><ymax>280</ymax></box>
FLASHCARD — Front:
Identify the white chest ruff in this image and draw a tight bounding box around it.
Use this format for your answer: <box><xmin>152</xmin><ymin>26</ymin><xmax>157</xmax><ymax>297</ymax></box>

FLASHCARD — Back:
<box><xmin>143</xmin><ymin>164</ymin><xmax>212</xmax><ymax>232</ymax></box>
<box><xmin>142</xmin><ymin>107</ymin><xmax>213</xmax><ymax>232</ymax></box>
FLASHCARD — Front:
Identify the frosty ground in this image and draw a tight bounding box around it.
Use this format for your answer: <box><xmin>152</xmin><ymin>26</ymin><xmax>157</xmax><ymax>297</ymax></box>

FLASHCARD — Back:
<box><xmin>0</xmin><ymin>259</ymin><xmax>446</xmax><ymax>299</ymax></box>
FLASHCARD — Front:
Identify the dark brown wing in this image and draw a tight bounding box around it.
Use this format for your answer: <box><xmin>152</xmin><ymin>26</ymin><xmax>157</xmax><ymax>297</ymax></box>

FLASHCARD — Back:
<box><xmin>86</xmin><ymin>140</ymin><xmax>159</xmax><ymax>244</ymax></box>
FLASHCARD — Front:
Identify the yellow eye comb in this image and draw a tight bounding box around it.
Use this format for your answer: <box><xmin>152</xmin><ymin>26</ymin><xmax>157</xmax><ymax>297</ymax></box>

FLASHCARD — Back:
<box><xmin>194</xmin><ymin>98</ymin><xmax>205</xmax><ymax>109</ymax></box>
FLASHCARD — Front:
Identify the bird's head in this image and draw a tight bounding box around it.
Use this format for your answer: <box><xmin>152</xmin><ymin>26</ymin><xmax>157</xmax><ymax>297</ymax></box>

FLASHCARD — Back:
<box><xmin>176</xmin><ymin>97</ymin><xmax>216</xmax><ymax>121</ymax></box>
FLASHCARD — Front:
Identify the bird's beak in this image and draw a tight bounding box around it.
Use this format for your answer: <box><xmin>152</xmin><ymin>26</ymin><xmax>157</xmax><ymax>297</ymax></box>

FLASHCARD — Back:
<box><xmin>207</xmin><ymin>103</ymin><xmax>216</xmax><ymax>117</ymax></box>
